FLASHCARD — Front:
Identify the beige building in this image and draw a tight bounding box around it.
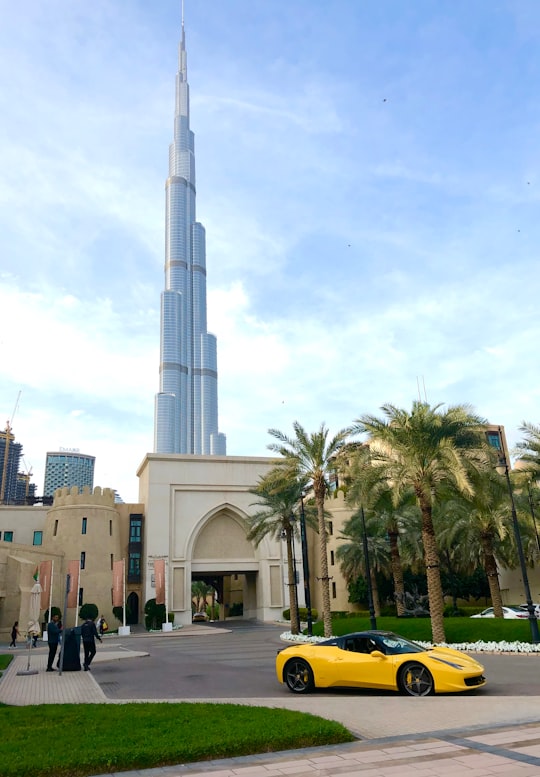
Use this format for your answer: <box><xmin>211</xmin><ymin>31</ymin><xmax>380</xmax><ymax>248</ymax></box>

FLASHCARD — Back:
<box><xmin>2</xmin><ymin>423</ymin><xmax>539</xmax><ymax>639</ymax></box>
<box><xmin>0</xmin><ymin>486</ymin><xmax>144</xmax><ymax>639</ymax></box>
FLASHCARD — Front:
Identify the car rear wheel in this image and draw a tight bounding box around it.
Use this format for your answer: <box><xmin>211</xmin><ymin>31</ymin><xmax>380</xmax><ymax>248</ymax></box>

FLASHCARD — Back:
<box><xmin>284</xmin><ymin>658</ymin><xmax>314</xmax><ymax>694</ymax></box>
<box><xmin>398</xmin><ymin>662</ymin><xmax>434</xmax><ymax>696</ymax></box>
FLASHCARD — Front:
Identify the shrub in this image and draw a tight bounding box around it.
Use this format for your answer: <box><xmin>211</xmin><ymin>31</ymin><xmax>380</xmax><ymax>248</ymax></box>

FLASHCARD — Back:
<box><xmin>229</xmin><ymin>602</ymin><xmax>243</xmax><ymax>616</ymax></box>
<box><xmin>44</xmin><ymin>607</ymin><xmax>62</xmax><ymax>622</ymax></box>
<box><xmin>79</xmin><ymin>603</ymin><xmax>99</xmax><ymax>621</ymax></box>
<box><xmin>444</xmin><ymin>605</ymin><xmax>467</xmax><ymax>618</ymax></box>
<box><xmin>144</xmin><ymin>599</ymin><xmax>174</xmax><ymax>629</ymax></box>
<box><xmin>282</xmin><ymin>608</ymin><xmax>318</xmax><ymax>622</ymax></box>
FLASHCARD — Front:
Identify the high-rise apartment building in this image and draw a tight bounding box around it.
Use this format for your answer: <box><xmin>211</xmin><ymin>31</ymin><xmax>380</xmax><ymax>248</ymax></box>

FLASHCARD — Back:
<box><xmin>154</xmin><ymin>14</ymin><xmax>226</xmax><ymax>456</ymax></box>
<box><xmin>0</xmin><ymin>424</ymin><xmax>22</xmax><ymax>504</ymax></box>
<box><xmin>43</xmin><ymin>451</ymin><xmax>95</xmax><ymax>497</ymax></box>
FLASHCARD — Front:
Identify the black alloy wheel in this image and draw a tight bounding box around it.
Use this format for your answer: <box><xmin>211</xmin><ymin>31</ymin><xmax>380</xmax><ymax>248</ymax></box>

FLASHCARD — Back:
<box><xmin>284</xmin><ymin>658</ymin><xmax>315</xmax><ymax>694</ymax></box>
<box><xmin>398</xmin><ymin>662</ymin><xmax>434</xmax><ymax>696</ymax></box>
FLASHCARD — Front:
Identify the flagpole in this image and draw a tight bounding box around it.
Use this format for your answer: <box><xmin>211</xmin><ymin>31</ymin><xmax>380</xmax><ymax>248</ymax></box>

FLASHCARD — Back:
<box><xmin>49</xmin><ymin>560</ymin><xmax>54</xmax><ymax>623</ymax></box>
<box><xmin>165</xmin><ymin>559</ymin><xmax>169</xmax><ymax>625</ymax></box>
<box><xmin>123</xmin><ymin>558</ymin><xmax>126</xmax><ymax>628</ymax></box>
<box><xmin>74</xmin><ymin>563</ymin><xmax>81</xmax><ymax>627</ymax></box>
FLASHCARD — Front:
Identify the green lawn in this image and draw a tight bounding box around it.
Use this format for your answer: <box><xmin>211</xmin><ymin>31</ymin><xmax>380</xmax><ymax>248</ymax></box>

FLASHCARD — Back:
<box><xmin>0</xmin><ymin>654</ymin><xmax>12</xmax><ymax>679</ymax></box>
<box><xmin>311</xmin><ymin>616</ymin><xmax>536</xmax><ymax>644</ymax></box>
<box><xmin>0</xmin><ymin>702</ymin><xmax>354</xmax><ymax>777</ymax></box>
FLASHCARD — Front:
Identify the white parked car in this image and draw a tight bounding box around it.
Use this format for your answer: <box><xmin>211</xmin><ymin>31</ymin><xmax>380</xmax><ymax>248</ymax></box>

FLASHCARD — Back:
<box><xmin>470</xmin><ymin>606</ymin><xmax>528</xmax><ymax>619</ymax></box>
<box><xmin>518</xmin><ymin>604</ymin><xmax>540</xmax><ymax>618</ymax></box>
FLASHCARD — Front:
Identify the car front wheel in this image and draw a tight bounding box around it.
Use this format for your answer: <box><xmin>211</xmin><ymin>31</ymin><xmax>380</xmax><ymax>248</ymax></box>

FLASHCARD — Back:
<box><xmin>398</xmin><ymin>662</ymin><xmax>434</xmax><ymax>696</ymax></box>
<box><xmin>284</xmin><ymin>658</ymin><xmax>314</xmax><ymax>694</ymax></box>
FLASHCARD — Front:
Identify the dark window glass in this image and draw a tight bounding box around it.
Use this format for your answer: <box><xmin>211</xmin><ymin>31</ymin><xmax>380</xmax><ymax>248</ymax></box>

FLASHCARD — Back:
<box><xmin>80</xmin><ymin>551</ymin><xmax>86</xmax><ymax>570</ymax></box>
<box><xmin>82</xmin><ymin>517</ymin><xmax>87</xmax><ymax>535</ymax></box>
<box><xmin>129</xmin><ymin>518</ymin><xmax>142</xmax><ymax>543</ymax></box>
<box><xmin>4</xmin><ymin>531</ymin><xmax>13</xmax><ymax>542</ymax></box>
<box><xmin>128</xmin><ymin>552</ymin><xmax>141</xmax><ymax>578</ymax></box>
<box><xmin>33</xmin><ymin>531</ymin><xmax>43</xmax><ymax>546</ymax></box>
<box><xmin>487</xmin><ymin>431</ymin><xmax>501</xmax><ymax>450</ymax></box>
<box><xmin>53</xmin><ymin>520</ymin><xmax>58</xmax><ymax>536</ymax></box>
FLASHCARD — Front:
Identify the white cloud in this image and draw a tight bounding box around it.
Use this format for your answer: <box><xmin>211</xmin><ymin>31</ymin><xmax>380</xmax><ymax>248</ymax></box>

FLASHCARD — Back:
<box><xmin>1</xmin><ymin>0</ymin><xmax>540</xmax><ymax>500</ymax></box>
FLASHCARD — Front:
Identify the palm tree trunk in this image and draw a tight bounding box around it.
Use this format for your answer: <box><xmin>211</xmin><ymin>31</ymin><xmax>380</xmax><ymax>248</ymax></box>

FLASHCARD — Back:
<box><xmin>286</xmin><ymin>530</ymin><xmax>300</xmax><ymax>634</ymax></box>
<box><xmin>481</xmin><ymin>535</ymin><xmax>504</xmax><ymax>617</ymax></box>
<box><xmin>370</xmin><ymin>568</ymin><xmax>381</xmax><ymax>617</ymax></box>
<box><xmin>418</xmin><ymin>496</ymin><xmax>446</xmax><ymax>643</ymax></box>
<box><xmin>388</xmin><ymin>529</ymin><xmax>405</xmax><ymax>616</ymax></box>
<box><xmin>315</xmin><ymin>482</ymin><xmax>332</xmax><ymax>637</ymax></box>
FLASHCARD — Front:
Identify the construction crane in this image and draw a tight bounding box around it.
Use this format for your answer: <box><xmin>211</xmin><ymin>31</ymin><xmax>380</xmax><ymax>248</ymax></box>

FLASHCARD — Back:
<box><xmin>0</xmin><ymin>391</ymin><xmax>21</xmax><ymax>504</ymax></box>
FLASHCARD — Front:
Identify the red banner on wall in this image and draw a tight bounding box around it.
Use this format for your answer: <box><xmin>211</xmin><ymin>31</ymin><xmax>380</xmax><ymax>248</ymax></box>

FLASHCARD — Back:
<box><xmin>66</xmin><ymin>560</ymin><xmax>80</xmax><ymax>608</ymax></box>
<box><xmin>154</xmin><ymin>559</ymin><xmax>165</xmax><ymax>605</ymax></box>
<box><xmin>112</xmin><ymin>560</ymin><xmax>124</xmax><ymax>607</ymax></box>
<box><xmin>40</xmin><ymin>560</ymin><xmax>52</xmax><ymax>610</ymax></box>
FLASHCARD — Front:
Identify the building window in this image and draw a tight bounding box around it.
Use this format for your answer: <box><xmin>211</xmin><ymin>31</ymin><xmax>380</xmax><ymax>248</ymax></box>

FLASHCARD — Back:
<box><xmin>4</xmin><ymin>531</ymin><xmax>13</xmax><ymax>542</ymax></box>
<box><xmin>80</xmin><ymin>551</ymin><xmax>86</xmax><ymax>570</ymax></box>
<box><xmin>78</xmin><ymin>588</ymin><xmax>83</xmax><ymax>606</ymax></box>
<box><xmin>129</xmin><ymin>516</ymin><xmax>142</xmax><ymax>543</ymax></box>
<box><xmin>109</xmin><ymin>520</ymin><xmax>112</xmax><ymax>536</ymax></box>
<box><xmin>330</xmin><ymin>550</ymin><xmax>334</xmax><ymax>566</ymax></box>
<box><xmin>128</xmin><ymin>552</ymin><xmax>141</xmax><ymax>582</ymax></box>
<box><xmin>111</xmin><ymin>554</ymin><xmax>114</xmax><ymax>570</ymax></box>
<box><xmin>53</xmin><ymin>520</ymin><xmax>58</xmax><ymax>536</ymax></box>
<box><xmin>81</xmin><ymin>517</ymin><xmax>87</xmax><ymax>535</ymax></box>
<box><xmin>328</xmin><ymin>521</ymin><xmax>333</xmax><ymax>536</ymax></box>
<box><xmin>486</xmin><ymin>431</ymin><xmax>501</xmax><ymax>450</ymax></box>
<box><xmin>332</xmin><ymin>582</ymin><xmax>337</xmax><ymax>599</ymax></box>
<box><xmin>33</xmin><ymin>531</ymin><xmax>43</xmax><ymax>546</ymax></box>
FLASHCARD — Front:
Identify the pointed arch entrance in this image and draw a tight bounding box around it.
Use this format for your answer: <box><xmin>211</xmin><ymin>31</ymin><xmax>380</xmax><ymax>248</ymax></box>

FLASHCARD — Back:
<box><xmin>126</xmin><ymin>591</ymin><xmax>139</xmax><ymax>625</ymax></box>
<box><xmin>190</xmin><ymin>506</ymin><xmax>260</xmax><ymax>620</ymax></box>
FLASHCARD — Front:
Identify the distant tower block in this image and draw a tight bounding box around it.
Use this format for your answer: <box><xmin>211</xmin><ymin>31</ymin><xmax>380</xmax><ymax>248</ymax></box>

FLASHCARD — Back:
<box><xmin>43</xmin><ymin>451</ymin><xmax>95</xmax><ymax>497</ymax></box>
<box><xmin>154</xmin><ymin>12</ymin><xmax>226</xmax><ymax>456</ymax></box>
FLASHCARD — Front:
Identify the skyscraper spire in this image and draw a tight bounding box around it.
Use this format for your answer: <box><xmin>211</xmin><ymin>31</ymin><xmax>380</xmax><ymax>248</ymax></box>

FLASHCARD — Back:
<box><xmin>154</xmin><ymin>12</ymin><xmax>226</xmax><ymax>456</ymax></box>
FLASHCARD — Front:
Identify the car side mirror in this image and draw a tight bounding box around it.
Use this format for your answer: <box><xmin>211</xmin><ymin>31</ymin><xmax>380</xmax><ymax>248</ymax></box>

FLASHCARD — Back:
<box><xmin>370</xmin><ymin>650</ymin><xmax>385</xmax><ymax>659</ymax></box>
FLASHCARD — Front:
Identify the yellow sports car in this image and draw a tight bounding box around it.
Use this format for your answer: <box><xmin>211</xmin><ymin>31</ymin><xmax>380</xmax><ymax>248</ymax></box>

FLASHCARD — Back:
<box><xmin>276</xmin><ymin>630</ymin><xmax>486</xmax><ymax>697</ymax></box>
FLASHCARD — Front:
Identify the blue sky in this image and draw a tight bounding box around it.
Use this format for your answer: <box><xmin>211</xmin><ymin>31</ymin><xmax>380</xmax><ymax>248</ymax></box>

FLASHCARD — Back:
<box><xmin>1</xmin><ymin>0</ymin><xmax>539</xmax><ymax>501</ymax></box>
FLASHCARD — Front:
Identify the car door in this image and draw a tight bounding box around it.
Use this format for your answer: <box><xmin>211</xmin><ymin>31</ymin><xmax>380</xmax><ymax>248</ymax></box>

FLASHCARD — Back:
<box><xmin>321</xmin><ymin>638</ymin><xmax>395</xmax><ymax>690</ymax></box>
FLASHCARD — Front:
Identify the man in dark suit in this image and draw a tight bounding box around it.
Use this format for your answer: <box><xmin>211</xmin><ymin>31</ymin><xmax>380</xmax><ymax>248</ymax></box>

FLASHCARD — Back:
<box><xmin>46</xmin><ymin>614</ymin><xmax>61</xmax><ymax>671</ymax></box>
<box><xmin>81</xmin><ymin>617</ymin><xmax>102</xmax><ymax>671</ymax></box>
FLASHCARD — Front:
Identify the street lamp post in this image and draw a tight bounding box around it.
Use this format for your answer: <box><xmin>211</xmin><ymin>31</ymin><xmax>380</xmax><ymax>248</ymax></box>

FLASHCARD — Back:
<box><xmin>497</xmin><ymin>432</ymin><xmax>539</xmax><ymax>643</ymax></box>
<box><xmin>360</xmin><ymin>506</ymin><xmax>377</xmax><ymax>630</ymax></box>
<box><xmin>299</xmin><ymin>492</ymin><xmax>313</xmax><ymax>636</ymax></box>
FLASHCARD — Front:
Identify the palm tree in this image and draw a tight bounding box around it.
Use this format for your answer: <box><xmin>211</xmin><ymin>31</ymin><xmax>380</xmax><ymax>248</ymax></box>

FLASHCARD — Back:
<box><xmin>338</xmin><ymin>445</ymin><xmax>420</xmax><ymax>616</ymax></box>
<box><xmin>516</xmin><ymin>422</ymin><xmax>540</xmax><ymax>477</ymax></box>
<box><xmin>436</xmin><ymin>472</ymin><xmax>511</xmax><ymax>617</ymax></box>
<box><xmin>354</xmin><ymin>401</ymin><xmax>490</xmax><ymax>644</ymax></box>
<box><xmin>337</xmin><ymin>508</ymin><xmax>391</xmax><ymax>616</ymax></box>
<box><xmin>191</xmin><ymin>580</ymin><xmax>214</xmax><ymax>615</ymax></box>
<box><xmin>247</xmin><ymin>466</ymin><xmax>309</xmax><ymax>634</ymax></box>
<box><xmin>268</xmin><ymin>421</ymin><xmax>352</xmax><ymax>637</ymax></box>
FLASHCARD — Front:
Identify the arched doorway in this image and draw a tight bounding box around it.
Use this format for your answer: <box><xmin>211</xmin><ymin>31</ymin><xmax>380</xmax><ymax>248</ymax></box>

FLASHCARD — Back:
<box><xmin>126</xmin><ymin>591</ymin><xmax>139</xmax><ymax>625</ymax></box>
<box><xmin>191</xmin><ymin>508</ymin><xmax>259</xmax><ymax>620</ymax></box>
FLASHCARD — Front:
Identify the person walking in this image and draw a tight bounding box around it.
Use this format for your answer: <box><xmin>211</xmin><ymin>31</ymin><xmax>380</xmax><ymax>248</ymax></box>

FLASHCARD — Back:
<box><xmin>81</xmin><ymin>616</ymin><xmax>102</xmax><ymax>671</ymax></box>
<box><xmin>46</xmin><ymin>614</ymin><xmax>61</xmax><ymax>671</ymax></box>
<box><xmin>9</xmin><ymin>621</ymin><xmax>20</xmax><ymax>648</ymax></box>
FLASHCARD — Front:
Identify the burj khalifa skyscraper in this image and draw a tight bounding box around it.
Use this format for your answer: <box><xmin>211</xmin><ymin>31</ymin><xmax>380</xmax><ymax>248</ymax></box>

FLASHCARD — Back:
<box><xmin>154</xmin><ymin>12</ymin><xmax>226</xmax><ymax>456</ymax></box>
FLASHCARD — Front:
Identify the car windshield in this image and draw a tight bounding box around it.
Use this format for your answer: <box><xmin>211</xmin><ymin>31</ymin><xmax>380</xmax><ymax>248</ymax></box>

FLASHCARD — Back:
<box><xmin>375</xmin><ymin>633</ymin><xmax>426</xmax><ymax>656</ymax></box>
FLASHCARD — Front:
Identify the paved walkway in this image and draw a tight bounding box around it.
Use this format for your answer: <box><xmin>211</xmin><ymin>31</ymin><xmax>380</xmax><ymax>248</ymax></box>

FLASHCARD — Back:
<box><xmin>3</xmin><ymin>637</ymin><xmax>540</xmax><ymax>776</ymax></box>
